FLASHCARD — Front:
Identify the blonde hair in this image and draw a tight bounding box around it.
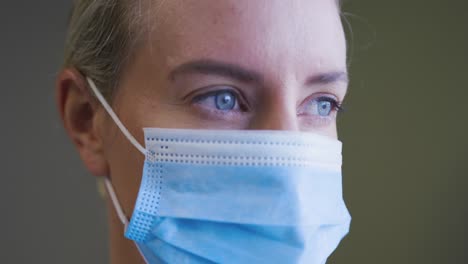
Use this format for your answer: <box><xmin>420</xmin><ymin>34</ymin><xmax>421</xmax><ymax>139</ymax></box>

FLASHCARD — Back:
<box><xmin>63</xmin><ymin>0</ymin><xmax>144</xmax><ymax>99</ymax></box>
<box><xmin>63</xmin><ymin>0</ymin><xmax>342</xmax><ymax>99</ymax></box>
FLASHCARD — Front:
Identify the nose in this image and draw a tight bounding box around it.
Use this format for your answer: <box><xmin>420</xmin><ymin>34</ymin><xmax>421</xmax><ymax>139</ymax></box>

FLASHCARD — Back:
<box><xmin>248</xmin><ymin>103</ymin><xmax>299</xmax><ymax>131</ymax></box>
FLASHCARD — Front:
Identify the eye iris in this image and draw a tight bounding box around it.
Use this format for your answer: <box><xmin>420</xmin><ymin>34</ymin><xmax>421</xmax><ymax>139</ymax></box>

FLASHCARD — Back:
<box><xmin>317</xmin><ymin>100</ymin><xmax>332</xmax><ymax>116</ymax></box>
<box><xmin>215</xmin><ymin>92</ymin><xmax>236</xmax><ymax>110</ymax></box>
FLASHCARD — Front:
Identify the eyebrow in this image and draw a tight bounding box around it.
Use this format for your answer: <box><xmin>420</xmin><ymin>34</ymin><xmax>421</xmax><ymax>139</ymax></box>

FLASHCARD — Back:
<box><xmin>168</xmin><ymin>59</ymin><xmax>262</xmax><ymax>83</ymax></box>
<box><xmin>169</xmin><ymin>58</ymin><xmax>348</xmax><ymax>85</ymax></box>
<box><xmin>306</xmin><ymin>71</ymin><xmax>349</xmax><ymax>85</ymax></box>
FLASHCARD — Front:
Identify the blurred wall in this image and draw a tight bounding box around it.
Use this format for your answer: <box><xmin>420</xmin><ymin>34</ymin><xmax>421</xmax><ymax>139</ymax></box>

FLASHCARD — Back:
<box><xmin>1</xmin><ymin>1</ymin><xmax>466</xmax><ymax>263</ymax></box>
<box><xmin>331</xmin><ymin>0</ymin><xmax>468</xmax><ymax>263</ymax></box>
<box><xmin>0</xmin><ymin>2</ymin><xmax>108</xmax><ymax>264</ymax></box>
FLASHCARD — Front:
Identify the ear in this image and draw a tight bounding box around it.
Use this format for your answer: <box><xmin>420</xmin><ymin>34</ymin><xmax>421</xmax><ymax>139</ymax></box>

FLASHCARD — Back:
<box><xmin>56</xmin><ymin>68</ymin><xmax>109</xmax><ymax>177</ymax></box>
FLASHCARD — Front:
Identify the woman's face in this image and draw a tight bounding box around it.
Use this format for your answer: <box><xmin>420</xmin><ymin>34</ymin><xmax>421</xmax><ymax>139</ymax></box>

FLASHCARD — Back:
<box><xmin>71</xmin><ymin>0</ymin><xmax>347</xmax><ymax>261</ymax></box>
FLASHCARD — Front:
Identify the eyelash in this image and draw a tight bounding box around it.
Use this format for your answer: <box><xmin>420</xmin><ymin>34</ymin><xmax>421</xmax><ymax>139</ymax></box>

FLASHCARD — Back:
<box><xmin>190</xmin><ymin>87</ymin><xmax>343</xmax><ymax>117</ymax></box>
<box><xmin>191</xmin><ymin>87</ymin><xmax>249</xmax><ymax>111</ymax></box>
<box><xmin>316</xmin><ymin>96</ymin><xmax>344</xmax><ymax>112</ymax></box>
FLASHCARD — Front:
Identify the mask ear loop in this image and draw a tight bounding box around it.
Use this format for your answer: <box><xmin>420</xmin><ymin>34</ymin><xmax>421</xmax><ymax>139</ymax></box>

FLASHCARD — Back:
<box><xmin>104</xmin><ymin>178</ymin><xmax>129</xmax><ymax>228</ymax></box>
<box><xmin>87</xmin><ymin>77</ymin><xmax>152</xmax><ymax>264</ymax></box>
<box><xmin>104</xmin><ymin>179</ymin><xmax>150</xmax><ymax>264</ymax></box>
<box><xmin>87</xmin><ymin>77</ymin><xmax>146</xmax><ymax>222</ymax></box>
<box><xmin>86</xmin><ymin>77</ymin><xmax>147</xmax><ymax>155</ymax></box>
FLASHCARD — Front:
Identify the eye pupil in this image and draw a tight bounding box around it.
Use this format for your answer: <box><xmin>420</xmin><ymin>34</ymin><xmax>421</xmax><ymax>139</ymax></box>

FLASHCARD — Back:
<box><xmin>215</xmin><ymin>91</ymin><xmax>236</xmax><ymax>110</ymax></box>
<box><xmin>317</xmin><ymin>100</ymin><xmax>332</xmax><ymax>116</ymax></box>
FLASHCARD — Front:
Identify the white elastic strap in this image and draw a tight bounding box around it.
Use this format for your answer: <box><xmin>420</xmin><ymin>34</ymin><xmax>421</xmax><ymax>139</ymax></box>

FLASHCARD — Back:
<box><xmin>89</xmin><ymin>78</ymin><xmax>150</xmax><ymax>262</ymax></box>
<box><xmin>86</xmin><ymin>77</ymin><xmax>147</xmax><ymax>155</ymax></box>
<box><xmin>105</xmin><ymin>178</ymin><xmax>150</xmax><ymax>264</ymax></box>
<box><xmin>104</xmin><ymin>179</ymin><xmax>150</xmax><ymax>263</ymax></box>
<box><xmin>134</xmin><ymin>242</ymin><xmax>151</xmax><ymax>264</ymax></box>
<box><xmin>104</xmin><ymin>178</ymin><xmax>129</xmax><ymax>228</ymax></box>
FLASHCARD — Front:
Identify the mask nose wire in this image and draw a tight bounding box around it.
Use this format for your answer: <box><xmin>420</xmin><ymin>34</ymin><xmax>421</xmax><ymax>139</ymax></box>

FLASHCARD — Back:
<box><xmin>86</xmin><ymin>77</ymin><xmax>147</xmax><ymax>155</ymax></box>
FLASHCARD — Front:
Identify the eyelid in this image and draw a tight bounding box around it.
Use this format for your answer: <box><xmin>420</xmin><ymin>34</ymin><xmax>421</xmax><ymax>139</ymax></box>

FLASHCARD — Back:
<box><xmin>316</xmin><ymin>96</ymin><xmax>344</xmax><ymax>112</ymax></box>
<box><xmin>297</xmin><ymin>93</ymin><xmax>343</xmax><ymax>116</ymax></box>
<box><xmin>188</xmin><ymin>85</ymin><xmax>250</xmax><ymax>111</ymax></box>
<box><xmin>192</xmin><ymin>88</ymin><xmax>235</xmax><ymax>103</ymax></box>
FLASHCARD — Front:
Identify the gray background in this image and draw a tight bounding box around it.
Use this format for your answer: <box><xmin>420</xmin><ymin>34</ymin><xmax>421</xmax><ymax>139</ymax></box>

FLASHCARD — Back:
<box><xmin>1</xmin><ymin>1</ymin><xmax>467</xmax><ymax>263</ymax></box>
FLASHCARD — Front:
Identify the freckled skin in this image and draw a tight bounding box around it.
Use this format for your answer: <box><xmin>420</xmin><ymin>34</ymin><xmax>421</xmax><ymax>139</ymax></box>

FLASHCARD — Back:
<box><xmin>57</xmin><ymin>1</ymin><xmax>347</xmax><ymax>263</ymax></box>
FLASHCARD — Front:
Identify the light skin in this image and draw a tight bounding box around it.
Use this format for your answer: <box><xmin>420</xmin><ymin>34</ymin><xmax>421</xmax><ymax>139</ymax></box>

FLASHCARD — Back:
<box><xmin>56</xmin><ymin>0</ymin><xmax>347</xmax><ymax>263</ymax></box>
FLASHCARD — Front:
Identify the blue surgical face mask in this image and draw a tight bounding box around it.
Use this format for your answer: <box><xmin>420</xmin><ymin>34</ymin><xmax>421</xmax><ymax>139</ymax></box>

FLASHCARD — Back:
<box><xmin>87</xmin><ymin>77</ymin><xmax>351</xmax><ymax>264</ymax></box>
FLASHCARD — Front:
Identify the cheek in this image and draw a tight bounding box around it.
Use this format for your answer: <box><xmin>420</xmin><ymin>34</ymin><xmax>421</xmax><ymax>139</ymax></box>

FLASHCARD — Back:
<box><xmin>103</xmin><ymin>123</ymin><xmax>145</xmax><ymax>216</ymax></box>
<box><xmin>326</xmin><ymin>123</ymin><xmax>339</xmax><ymax>139</ymax></box>
<box><xmin>299</xmin><ymin>118</ymin><xmax>339</xmax><ymax>139</ymax></box>
<box><xmin>99</xmin><ymin>90</ymin><xmax>148</xmax><ymax>215</ymax></box>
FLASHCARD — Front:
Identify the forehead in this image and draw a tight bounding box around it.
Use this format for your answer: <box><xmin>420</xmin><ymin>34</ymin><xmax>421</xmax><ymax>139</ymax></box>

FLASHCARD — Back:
<box><xmin>145</xmin><ymin>0</ymin><xmax>345</xmax><ymax>79</ymax></box>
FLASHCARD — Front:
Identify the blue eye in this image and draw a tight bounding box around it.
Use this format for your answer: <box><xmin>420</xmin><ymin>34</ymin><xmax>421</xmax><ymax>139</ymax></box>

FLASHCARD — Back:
<box><xmin>304</xmin><ymin>96</ymin><xmax>340</xmax><ymax>117</ymax></box>
<box><xmin>317</xmin><ymin>100</ymin><xmax>333</xmax><ymax>116</ymax></box>
<box><xmin>193</xmin><ymin>89</ymin><xmax>241</xmax><ymax>112</ymax></box>
<box><xmin>215</xmin><ymin>91</ymin><xmax>236</xmax><ymax>110</ymax></box>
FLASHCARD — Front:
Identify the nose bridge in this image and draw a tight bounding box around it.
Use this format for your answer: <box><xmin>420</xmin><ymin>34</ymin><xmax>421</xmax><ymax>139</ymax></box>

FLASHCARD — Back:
<box><xmin>249</xmin><ymin>98</ymin><xmax>299</xmax><ymax>131</ymax></box>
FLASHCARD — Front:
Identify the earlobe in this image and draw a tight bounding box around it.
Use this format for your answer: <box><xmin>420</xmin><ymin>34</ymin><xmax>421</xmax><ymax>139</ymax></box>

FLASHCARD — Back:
<box><xmin>56</xmin><ymin>69</ymin><xmax>110</xmax><ymax>177</ymax></box>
